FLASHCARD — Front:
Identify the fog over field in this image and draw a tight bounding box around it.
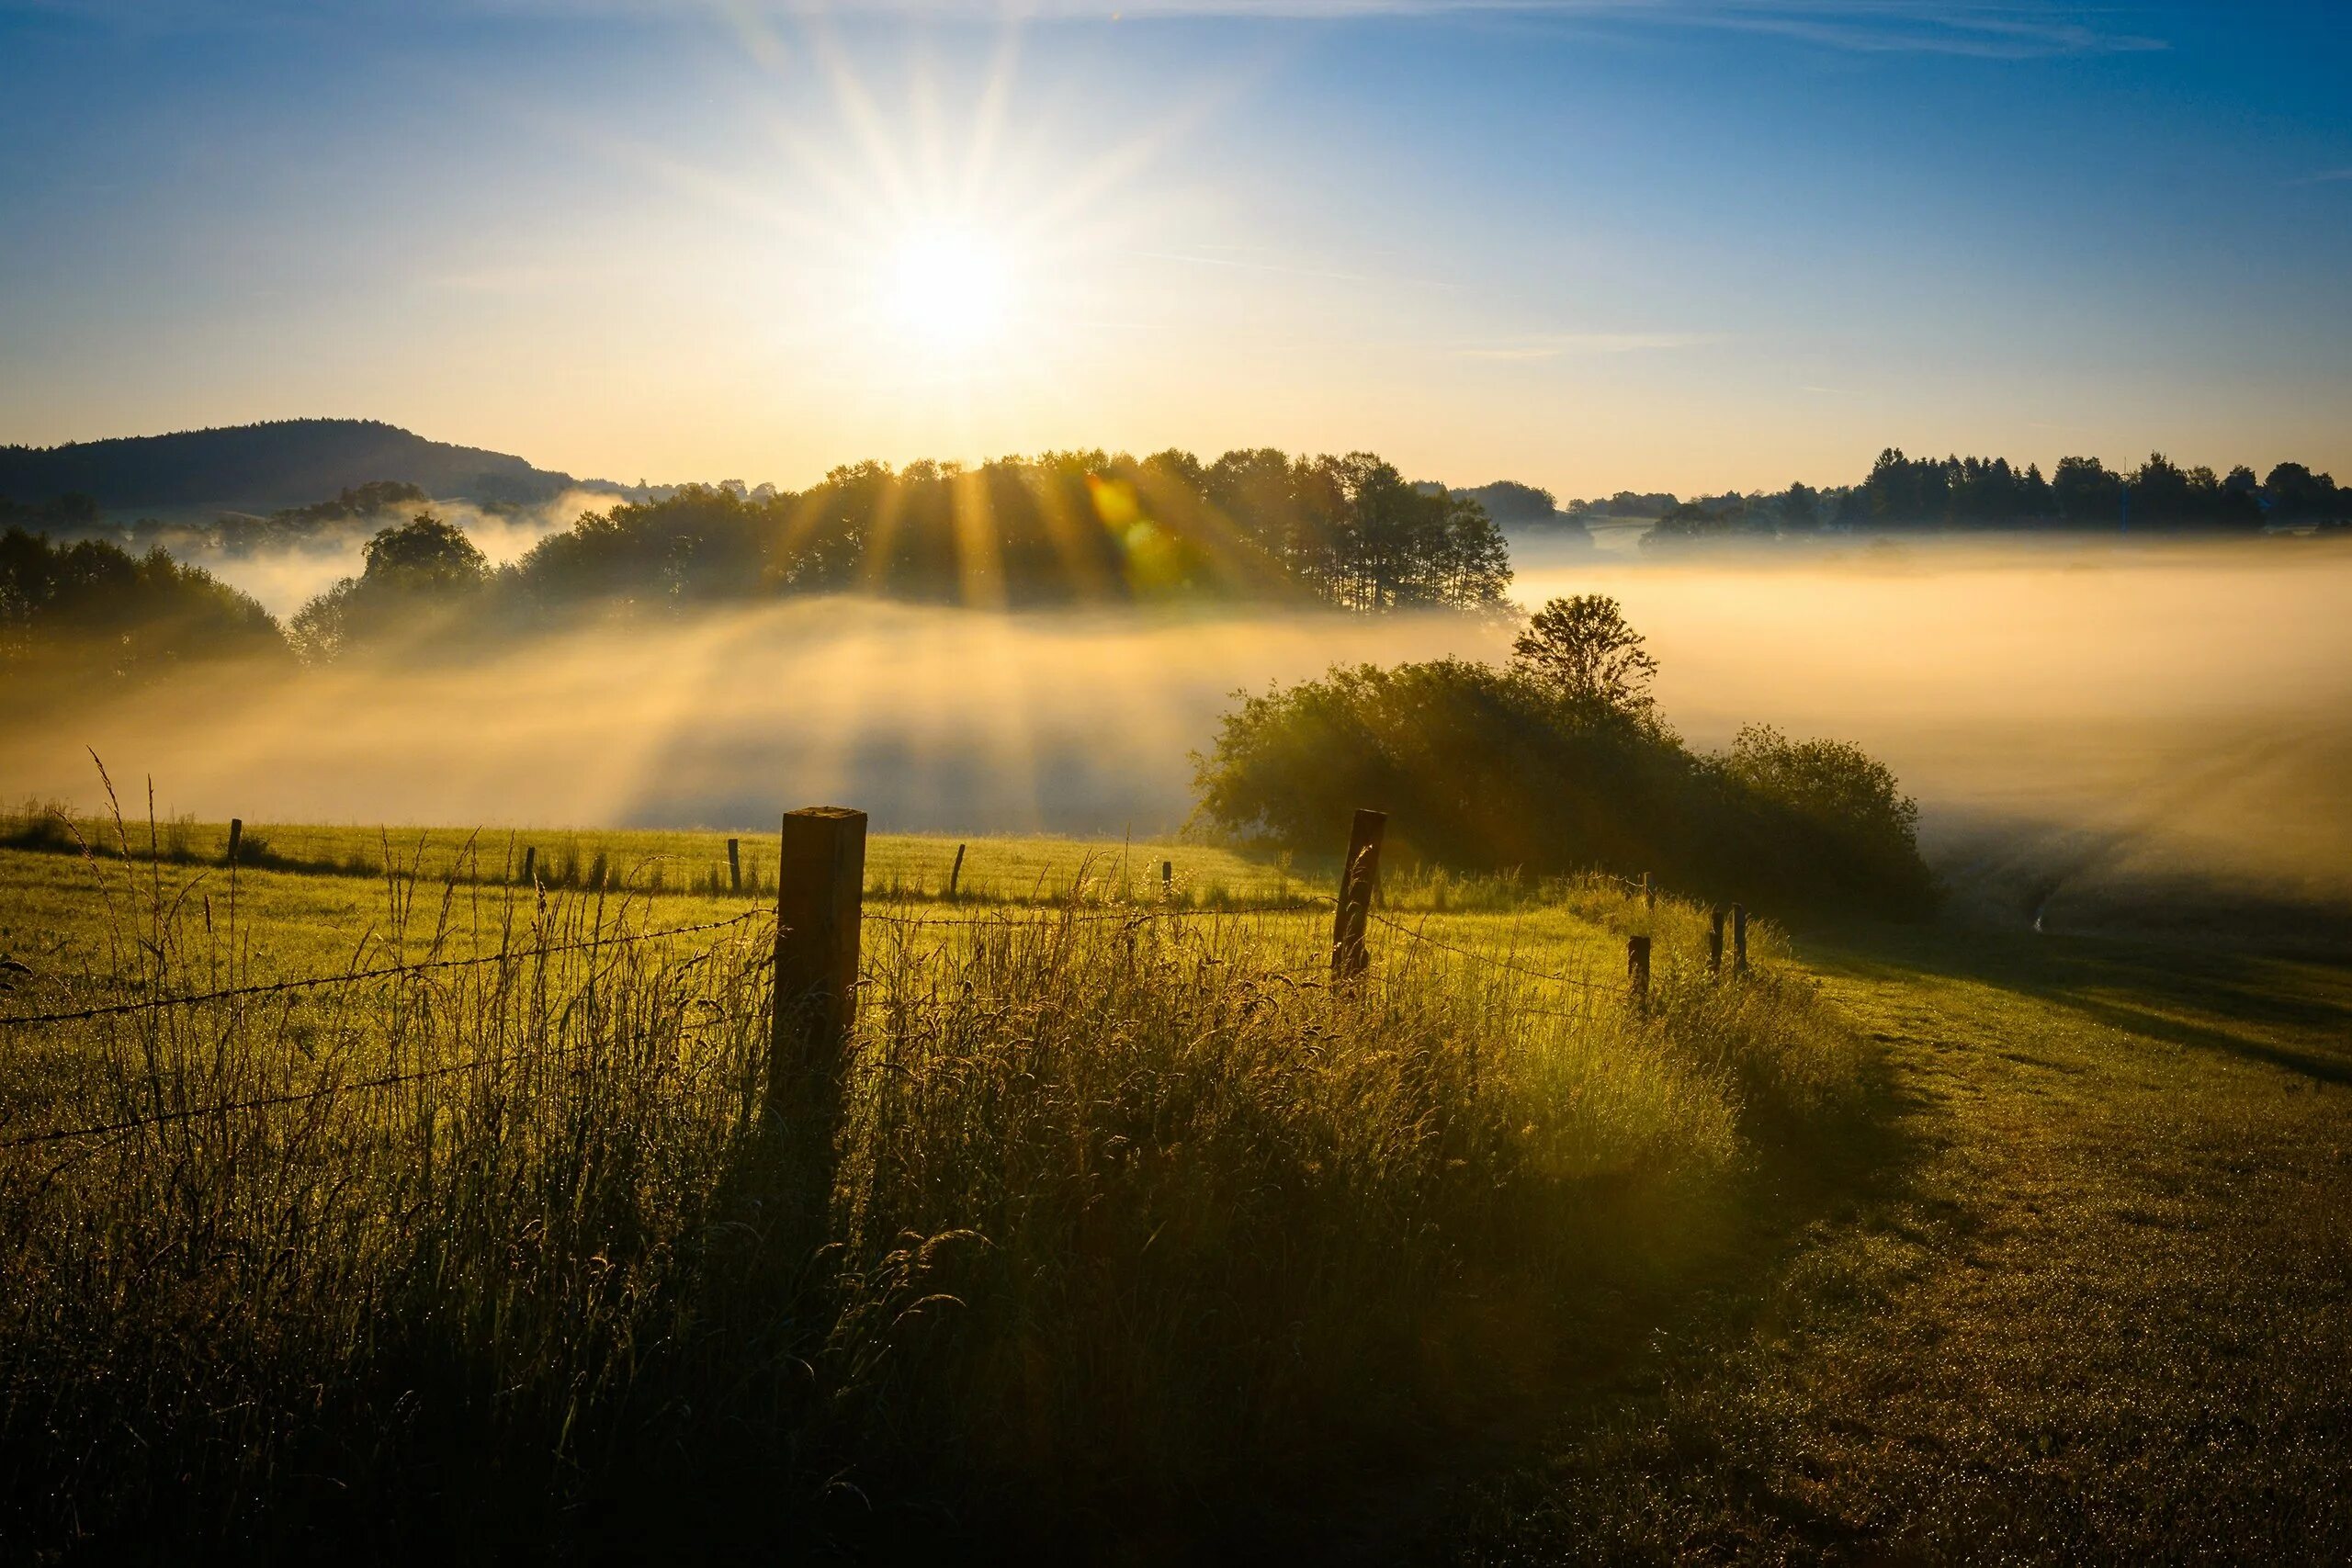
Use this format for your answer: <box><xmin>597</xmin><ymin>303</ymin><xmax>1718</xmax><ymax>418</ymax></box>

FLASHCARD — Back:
<box><xmin>1516</xmin><ymin>535</ymin><xmax>2352</xmax><ymax>932</ymax></box>
<box><xmin>9</xmin><ymin>534</ymin><xmax>2349</xmax><ymax>934</ymax></box>
<box><xmin>153</xmin><ymin>491</ymin><xmax>608</xmax><ymax>618</ymax></box>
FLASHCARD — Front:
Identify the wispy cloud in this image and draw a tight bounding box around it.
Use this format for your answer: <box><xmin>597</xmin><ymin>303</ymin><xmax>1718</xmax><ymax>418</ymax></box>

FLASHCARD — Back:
<box><xmin>2290</xmin><ymin>167</ymin><xmax>2352</xmax><ymax>186</ymax></box>
<box><xmin>1454</xmin><ymin>331</ymin><xmax>1722</xmax><ymax>359</ymax></box>
<box><xmin>15</xmin><ymin>1</ymin><xmax>2174</xmax><ymax>58</ymax></box>
<box><xmin>1658</xmin><ymin>3</ymin><xmax>2167</xmax><ymax>58</ymax></box>
<box><xmin>953</xmin><ymin>2</ymin><xmax>2169</xmax><ymax>58</ymax></box>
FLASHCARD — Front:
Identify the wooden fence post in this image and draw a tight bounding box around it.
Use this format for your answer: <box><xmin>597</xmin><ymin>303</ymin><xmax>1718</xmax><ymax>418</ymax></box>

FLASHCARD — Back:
<box><xmin>1627</xmin><ymin>934</ymin><xmax>1651</xmax><ymax>1009</ymax></box>
<box><xmin>1642</xmin><ymin>871</ymin><xmax>1655</xmax><ymax>912</ymax></box>
<box><xmin>1709</xmin><ymin>906</ymin><xmax>1724</xmax><ymax>976</ymax></box>
<box><xmin>772</xmin><ymin>807</ymin><xmax>866</xmax><ymax>1135</ymax></box>
<box><xmin>948</xmin><ymin>842</ymin><xmax>967</xmax><ymax>898</ymax></box>
<box><xmin>1329</xmin><ymin>808</ymin><xmax>1387</xmax><ymax>982</ymax></box>
<box><xmin>521</xmin><ymin>845</ymin><xmax>537</xmax><ymax>886</ymax></box>
<box><xmin>1161</xmin><ymin>859</ymin><xmax>1174</xmax><ymax>897</ymax></box>
<box><xmin>727</xmin><ymin>837</ymin><xmax>741</xmax><ymax>894</ymax></box>
<box><xmin>1732</xmin><ymin>903</ymin><xmax>1748</xmax><ymax>976</ymax></box>
<box><xmin>225</xmin><ymin>818</ymin><xmax>243</xmax><ymax>866</ymax></box>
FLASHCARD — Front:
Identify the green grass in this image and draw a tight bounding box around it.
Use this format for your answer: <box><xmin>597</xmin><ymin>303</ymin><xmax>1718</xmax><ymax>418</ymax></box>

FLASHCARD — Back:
<box><xmin>0</xmin><ymin>822</ymin><xmax>1848</xmax><ymax>1561</ymax></box>
<box><xmin>6</xmin><ymin>818</ymin><xmax>2346</xmax><ymax>1561</ymax></box>
<box><xmin>1446</xmin><ymin>922</ymin><xmax>2352</xmax><ymax>1562</ymax></box>
<box><xmin>0</xmin><ymin>803</ymin><xmax>1316</xmax><ymax>906</ymax></box>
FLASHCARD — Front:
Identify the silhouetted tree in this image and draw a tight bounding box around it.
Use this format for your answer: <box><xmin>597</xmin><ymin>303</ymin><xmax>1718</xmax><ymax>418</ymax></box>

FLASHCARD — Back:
<box><xmin>1</xmin><ymin>526</ymin><xmax>287</xmax><ymax>681</ymax></box>
<box><xmin>290</xmin><ymin>513</ymin><xmax>492</xmax><ymax>663</ymax></box>
<box><xmin>2264</xmin><ymin>462</ymin><xmax>2346</xmax><ymax>523</ymax></box>
<box><xmin>1511</xmin><ymin>594</ymin><xmax>1658</xmax><ymax>717</ymax></box>
<box><xmin>2051</xmin><ymin>456</ymin><xmax>2125</xmax><ymax>525</ymax></box>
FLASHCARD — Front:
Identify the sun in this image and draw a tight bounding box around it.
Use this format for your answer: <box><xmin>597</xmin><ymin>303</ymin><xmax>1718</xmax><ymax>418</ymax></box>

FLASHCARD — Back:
<box><xmin>882</xmin><ymin>226</ymin><xmax>1012</xmax><ymax>356</ymax></box>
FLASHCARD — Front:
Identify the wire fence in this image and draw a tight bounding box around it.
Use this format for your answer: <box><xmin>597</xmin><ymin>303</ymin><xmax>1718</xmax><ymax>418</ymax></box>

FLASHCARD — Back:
<box><xmin>0</xmin><ymin>871</ymin><xmax>1689</xmax><ymax>1153</ymax></box>
<box><xmin>0</xmin><ymin>910</ymin><xmax>768</xmax><ymax>1029</ymax></box>
<box><xmin>1363</xmin><ymin>908</ymin><xmax>1634</xmax><ymax>999</ymax></box>
<box><xmin>861</xmin><ymin>899</ymin><xmax>1330</xmax><ymax>931</ymax></box>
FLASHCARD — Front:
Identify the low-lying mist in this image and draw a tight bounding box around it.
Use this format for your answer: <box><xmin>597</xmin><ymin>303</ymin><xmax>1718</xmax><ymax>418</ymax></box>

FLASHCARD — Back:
<box><xmin>158</xmin><ymin>491</ymin><xmax>607</xmax><ymax>617</ymax></box>
<box><xmin>10</xmin><ymin>532</ymin><xmax>2350</xmax><ymax>940</ymax></box>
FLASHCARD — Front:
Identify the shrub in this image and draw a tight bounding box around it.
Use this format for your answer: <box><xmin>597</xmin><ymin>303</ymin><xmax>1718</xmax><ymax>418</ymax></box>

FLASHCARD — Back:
<box><xmin>1192</xmin><ymin>654</ymin><xmax>1931</xmax><ymax>917</ymax></box>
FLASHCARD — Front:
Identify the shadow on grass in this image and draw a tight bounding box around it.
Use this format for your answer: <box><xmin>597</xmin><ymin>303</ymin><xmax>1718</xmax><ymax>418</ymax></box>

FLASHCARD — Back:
<box><xmin>1798</xmin><ymin>913</ymin><xmax>2352</xmax><ymax>1086</ymax></box>
<box><xmin>1333</xmin><ymin>1011</ymin><xmax>1939</xmax><ymax>1563</ymax></box>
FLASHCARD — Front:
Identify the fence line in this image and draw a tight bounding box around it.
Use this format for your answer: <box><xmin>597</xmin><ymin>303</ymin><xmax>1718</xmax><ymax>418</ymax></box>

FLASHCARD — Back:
<box><xmin>0</xmin><ymin>894</ymin><xmax>1433</xmax><ymax>1032</ymax></box>
<box><xmin>0</xmin><ymin>999</ymin><xmax>772</xmax><ymax>1153</ymax></box>
<box><xmin>0</xmin><ymin>910</ymin><xmax>766</xmax><ymax>1029</ymax></box>
<box><xmin>862</xmin><ymin>899</ymin><xmax>1329</xmax><ymax>932</ymax></box>
<box><xmin>1363</xmin><ymin>908</ymin><xmax>1630</xmax><ymax>998</ymax></box>
<box><xmin>5</xmin><ymin>805</ymin><xmax>1752</xmax><ymax>1169</ymax></box>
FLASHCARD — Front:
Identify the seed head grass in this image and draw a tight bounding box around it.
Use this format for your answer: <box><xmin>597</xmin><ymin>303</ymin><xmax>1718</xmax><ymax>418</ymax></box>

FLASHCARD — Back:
<box><xmin>0</xmin><ymin>794</ymin><xmax>1865</xmax><ymax>1555</ymax></box>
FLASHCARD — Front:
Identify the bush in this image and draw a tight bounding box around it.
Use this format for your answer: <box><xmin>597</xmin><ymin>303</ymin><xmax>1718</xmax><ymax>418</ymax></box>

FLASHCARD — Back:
<box><xmin>1192</xmin><ymin>655</ymin><xmax>1932</xmax><ymax>917</ymax></box>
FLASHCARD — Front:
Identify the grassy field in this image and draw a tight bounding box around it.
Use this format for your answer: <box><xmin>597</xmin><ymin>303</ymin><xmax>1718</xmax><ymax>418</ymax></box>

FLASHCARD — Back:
<box><xmin>1</xmin><ymin>805</ymin><xmax>1319</xmax><ymax>906</ymax></box>
<box><xmin>0</xmin><ymin>823</ymin><xmax>1836</xmax><ymax>1561</ymax></box>
<box><xmin>2</xmin><ymin>823</ymin><xmax>2347</xmax><ymax>1561</ymax></box>
<box><xmin>1445</xmin><ymin>924</ymin><xmax>2352</xmax><ymax>1562</ymax></box>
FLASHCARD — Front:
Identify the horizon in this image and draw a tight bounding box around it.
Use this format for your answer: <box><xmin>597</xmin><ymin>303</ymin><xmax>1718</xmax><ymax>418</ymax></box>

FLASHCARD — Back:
<box><xmin>2</xmin><ymin>412</ymin><xmax>2335</xmax><ymax>508</ymax></box>
<box><xmin>4</xmin><ymin>3</ymin><xmax>2349</xmax><ymax>497</ymax></box>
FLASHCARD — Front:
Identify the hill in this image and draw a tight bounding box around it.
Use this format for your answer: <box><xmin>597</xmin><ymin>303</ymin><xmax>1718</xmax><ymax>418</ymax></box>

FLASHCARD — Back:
<box><xmin>0</xmin><ymin>419</ymin><xmax>622</xmax><ymax>515</ymax></box>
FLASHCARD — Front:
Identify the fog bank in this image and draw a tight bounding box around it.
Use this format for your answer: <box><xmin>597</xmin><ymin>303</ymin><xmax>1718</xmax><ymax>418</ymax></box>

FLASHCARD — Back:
<box><xmin>10</xmin><ymin>534</ymin><xmax>2350</xmax><ymax>936</ymax></box>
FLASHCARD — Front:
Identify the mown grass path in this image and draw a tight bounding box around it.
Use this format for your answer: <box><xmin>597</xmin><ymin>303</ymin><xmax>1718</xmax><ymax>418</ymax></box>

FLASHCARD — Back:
<box><xmin>1459</xmin><ymin>927</ymin><xmax>2352</xmax><ymax>1562</ymax></box>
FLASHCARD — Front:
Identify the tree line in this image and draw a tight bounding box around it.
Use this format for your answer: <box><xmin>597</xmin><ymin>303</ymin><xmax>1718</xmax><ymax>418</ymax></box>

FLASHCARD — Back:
<box><xmin>2</xmin><ymin>447</ymin><xmax>1515</xmax><ymax>677</ymax></box>
<box><xmin>1633</xmin><ymin>451</ymin><xmax>2347</xmax><ymax>545</ymax></box>
<box><xmin>0</xmin><ymin>526</ymin><xmax>288</xmax><ymax>685</ymax></box>
<box><xmin>287</xmin><ymin>448</ymin><xmax>1512</xmax><ymax>662</ymax></box>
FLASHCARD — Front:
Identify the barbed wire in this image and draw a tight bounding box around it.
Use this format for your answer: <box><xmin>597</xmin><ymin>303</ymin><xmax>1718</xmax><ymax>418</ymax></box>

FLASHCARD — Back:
<box><xmin>1363</xmin><ymin>909</ymin><xmax>1631</xmax><ymax>998</ymax></box>
<box><xmin>0</xmin><ymin>911</ymin><xmax>765</xmax><ymax>1029</ymax></box>
<box><xmin>862</xmin><ymin>900</ymin><xmax>1329</xmax><ymax>931</ymax></box>
<box><xmin>1</xmin><ymin>901</ymin><xmax>1343</xmax><ymax>1028</ymax></box>
<box><xmin>0</xmin><ymin>998</ymin><xmax>773</xmax><ymax>1152</ymax></box>
<box><xmin>0</xmin><ymin>883</ymin><xmax>1682</xmax><ymax>1149</ymax></box>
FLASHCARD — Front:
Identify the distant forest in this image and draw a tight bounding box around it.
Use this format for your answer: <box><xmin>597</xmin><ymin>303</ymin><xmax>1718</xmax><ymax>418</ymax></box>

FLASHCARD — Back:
<box><xmin>1546</xmin><ymin>449</ymin><xmax>2350</xmax><ymax>545</ymax></box>
<box><xmin>3</xmin><ymin>448</ymin><xmax>1517</xmax><ymax>678</ymax></box>
<box><xmin>495</xmin><ymin>449</ymin><xmax>1512</xmax><ymax>616</ymax></box>
<box><xmin>6</xmin><ymin>423</ymin><xmax>2350</xmax><ymax>682</ymax></box>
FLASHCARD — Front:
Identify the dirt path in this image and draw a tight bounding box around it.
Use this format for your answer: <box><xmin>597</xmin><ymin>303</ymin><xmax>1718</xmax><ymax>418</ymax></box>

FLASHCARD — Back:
<box><xmin>1458</xmin><ymin>928</ymin><xmax>2352</xmax><ymax>1562</ymax></box>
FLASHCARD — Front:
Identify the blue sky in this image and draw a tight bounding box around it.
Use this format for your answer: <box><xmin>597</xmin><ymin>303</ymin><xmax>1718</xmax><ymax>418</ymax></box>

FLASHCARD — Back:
<box><xmin>1</xmin><ymin>1</ymin><xmax>2346</xmax><ymax>496</ymax></box>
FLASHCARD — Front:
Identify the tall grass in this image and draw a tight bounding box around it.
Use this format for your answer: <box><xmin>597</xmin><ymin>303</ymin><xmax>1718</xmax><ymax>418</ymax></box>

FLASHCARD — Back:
<box><xmin>0</xmin><ymin>817</ymin><xmax>1863</xmax><ymax>1557</ymax></box>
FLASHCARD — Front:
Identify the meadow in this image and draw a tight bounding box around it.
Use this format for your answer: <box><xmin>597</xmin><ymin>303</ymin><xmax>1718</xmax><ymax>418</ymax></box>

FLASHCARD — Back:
<box><xmin>5</xmin><ymin>803</ymin><xmax>2349</xmax><ymax>1560</ymax></box>
<box><xmin>0</xmin><ymin>807</ymin><xmax>1855</xmax><ymax>1560</ymax></box>
<box><xmin>0</xmin><ymin>807</ymin><xmax>1310</xmax><ymax>908</ymax></box>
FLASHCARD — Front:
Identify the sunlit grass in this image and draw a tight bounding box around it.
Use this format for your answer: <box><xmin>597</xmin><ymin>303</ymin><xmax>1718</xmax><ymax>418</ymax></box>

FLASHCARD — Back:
<box><xmin>0</xmin><ymin>819</ymin><xmax>1856</xmax><ymax>1555</ymax></box>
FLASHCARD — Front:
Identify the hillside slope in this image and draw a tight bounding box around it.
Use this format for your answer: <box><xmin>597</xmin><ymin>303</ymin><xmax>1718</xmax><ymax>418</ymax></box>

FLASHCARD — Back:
<box><xmin>0</xmin><ymin>418</ymin><xmax>620</xmax><ymax>513</ymax></box>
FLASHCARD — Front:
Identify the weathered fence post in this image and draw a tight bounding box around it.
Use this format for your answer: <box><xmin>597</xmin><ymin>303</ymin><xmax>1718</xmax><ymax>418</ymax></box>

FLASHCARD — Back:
<box><xmin>1642</xmin><ymin>871</ymin><xmax>1655</xmax><ymax>913</ymax></box>
<box><xmin>225</xmin><ymin>818</ymin><xmax>243</xmax><ymax>866</ymax></box>
<box><xmin>727</xmin><ymin>837</ymin><xmax>741</xmax><ymax>894</ymax></box>
<box><xmin>521</xmin><ymin>845</ymin><xmax>537</xmax><ymax>886</ymax></box>
<box><xmin>948</xmin><ymin>842</ymin><xmax>966</xmax><ymax>898</ymax></box>
<box><xmin>1161</xmin><ymin>859</ymin><xmax>1174</xmax><ymax>897</ymax></box>
<box><xmin>1709</xmin><ymin>906</ymin><xmax>1725</xmax><ymax>976</ymax></box>
<box><xmin>1732</xmin><ymin>903</ymin><xmax>1748</xmax><ymax>976</ymax></box>
<box><xmin>1627</xmin><ymin>934</ymin><xmax>1652</xmax><ymax>1009</ymax></box>
<box><xmin>1330</xmin><ymin>808</ymin><xmax>1387</xmax><ymax>982</ymax></box>
<box><xmin>771</xmin><ymin>807</ymin><xmax>866</xmax><ymax>1135</ymax></box>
